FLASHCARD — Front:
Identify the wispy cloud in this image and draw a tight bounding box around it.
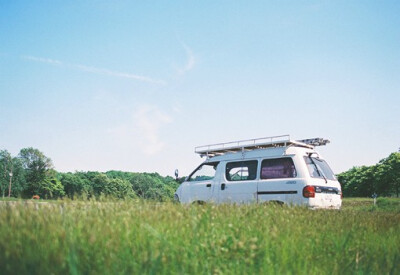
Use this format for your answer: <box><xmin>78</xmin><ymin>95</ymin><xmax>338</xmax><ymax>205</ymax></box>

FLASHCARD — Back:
<box><xmin>21</xmin><ymin>55</ymin><xmax>166</xmax><ymax>85</ymax></box>
<box><xmin>134</xmin><ymin>105</ymin><xmax>173</xmax><ymax>155</ymax></box>
<box><xmin>74</xmin><ymin>64</ymin><xmax>165</xmax><ymax>84</ymax></box>
<box><xmin>22</xmin><ymin>55</ymin><xmax>62</xmax><ymax>65</ymax></box>
<box><xmin>177</xmin><ymin>43</ymin><xmax>196</xmax><ymax>75</ymax></box>
<box><xmin>108</xmin><ymin>105</ymin><xmax>173</xmax><ymax>155</ymax></box>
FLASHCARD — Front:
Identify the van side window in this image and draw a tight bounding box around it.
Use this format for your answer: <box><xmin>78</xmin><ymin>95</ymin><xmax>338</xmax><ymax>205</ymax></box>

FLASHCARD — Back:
<box><xmin>188</xmin><ymin>162</ymin><xmax>219</xmax><ymax>182</ymax></box>
<box><xmin>260</xmin><ymin>158</ymin><xmax>297</xmax><ymax>179</ymax></box>
<box><xmin>226</xmin><ymin>160</ymin><xmax>258</xmax><ymax>181</ymax></box>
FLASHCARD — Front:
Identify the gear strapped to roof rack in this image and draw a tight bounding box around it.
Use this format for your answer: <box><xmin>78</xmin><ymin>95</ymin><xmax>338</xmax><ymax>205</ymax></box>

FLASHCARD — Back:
<box><xmin>195</xmin><ymin>135</ymin><xmax>330</xmax><ymax>157</ymax></box>
<box><xmin>296</xmin><ymin>138</ymin><xmax>330</xmax><ymax>147</ymax></box>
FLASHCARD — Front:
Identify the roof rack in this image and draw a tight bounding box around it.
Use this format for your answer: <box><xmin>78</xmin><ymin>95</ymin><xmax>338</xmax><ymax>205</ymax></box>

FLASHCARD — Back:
<box><xmin>195</xmin><ymin>135</ymin><xmax>330</xmax><ymax>157</ymax></box>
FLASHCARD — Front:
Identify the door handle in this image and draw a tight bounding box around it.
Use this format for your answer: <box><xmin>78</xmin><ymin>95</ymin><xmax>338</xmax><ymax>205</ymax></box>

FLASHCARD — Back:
<box><xmin>206</xmin><ymin>183</ymin><xmax>211</xmax><ymax>187</ymax></box>
<box><xmin>221</xmin><ymin>183</ymin><xmax>226</xmax><ymax>190</ymax></box>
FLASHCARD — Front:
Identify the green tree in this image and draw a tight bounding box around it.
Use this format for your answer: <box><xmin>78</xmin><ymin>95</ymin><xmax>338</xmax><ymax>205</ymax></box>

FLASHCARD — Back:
<box><xmin>338</xmin><ymin>166</ymin><xmax>375</xmax><ymax>197</ymax></box>
<box><xmin>105</xmin><ymin>178</ymin><xmax>136</xmax><ymax>199</ymax></box>
<box><xmin>338</xmin><ymin>152</ymin><xmax>400</xmax><ymax>197</ymax></box>
<box><xmin>130</xmin><ymin>173</ymin><xmax>178</xmax><ymax>201</ymax></box>
<box><xmin>0</xmin><ymin>150</ymin><xmax>13</xmax><ymax>197</ymax></box>
<box><xmin>90</xmin><ymin>173</ymin><xmax>136</xmax><ymax>199</ymax></box>
<box><xmin>8</xmin><ymin>157</ymin><xmax>26</xmax><ymax>198</ymax></box>
<box><xmin>0</xmin><ymin>150</ymin><xmax>28</xmax><ymax>198</ymax></box>
<box><xmin>59</xmin><ymin>172</ymin><xmax>93</xmax><ymax>199</ymax></box>
<box><xmin>18</xmin><ymin>147</ymin><xmax>54</xmax><ymax>198</ymax></box>
<box><xmin>378</xmin><ymin>153</ymin><xmax>400</xmax><ymax>197</ymax></box>
<box><xmin>374</xmin><ymin>162</ymin><xmax>392</xmax><ymax>196</ymax></box>
<box><xmin>38</xmin><ymin>177</ymin><xmax>65</xmax><ymax>199</ymax></box>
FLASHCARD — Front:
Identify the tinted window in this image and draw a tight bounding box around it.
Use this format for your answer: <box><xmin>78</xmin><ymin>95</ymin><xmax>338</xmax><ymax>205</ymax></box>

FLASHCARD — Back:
<box><xmin>304</xmin><ymin>156</ymin><xmax>336</xmax><ymax>181</ymax></box>
<box><xmin>260</xmin><ymin>158</ymin><xmax>297</xmax><ymax>179</ymax></box>
<box><xmin>188</xmin><ymin>162</ymin><xmax>219</xmax><ymax>182</ymax></box>
<box><xmin>226</xmin><ymin>160</ymin><xmax>258</xmax><ymax>181</ymax></box>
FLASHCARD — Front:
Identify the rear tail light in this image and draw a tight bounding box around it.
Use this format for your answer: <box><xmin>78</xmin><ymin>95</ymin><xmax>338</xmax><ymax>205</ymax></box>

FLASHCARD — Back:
<box><xmin>303</xmin><ymin>185</ymin><xmax>315</xmax><ymax>198</ymax></box>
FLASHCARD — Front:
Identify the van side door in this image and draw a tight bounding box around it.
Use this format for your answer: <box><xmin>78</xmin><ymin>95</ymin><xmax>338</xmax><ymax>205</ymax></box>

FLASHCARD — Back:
<box><xmin>257</xmin><ymin>157</ymin><xmax>299</xmax><ymax>204</ymax></box>
<box><xmin>218</xmin><ymin>160</ymin><xmax>258</xmax><ymax>204</ymax></box>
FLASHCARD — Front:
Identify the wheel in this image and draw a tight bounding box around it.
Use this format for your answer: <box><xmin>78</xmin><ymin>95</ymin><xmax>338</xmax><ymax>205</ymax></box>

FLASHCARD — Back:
<box><xmin>192</xmin><ymin>201</ymin><xmax>206</xmax><ymax>205</ymax></box>
<box><xmin>262</xmin><ymin>200</ymin><xmax>284</xmax><ymax>206</ymax></box>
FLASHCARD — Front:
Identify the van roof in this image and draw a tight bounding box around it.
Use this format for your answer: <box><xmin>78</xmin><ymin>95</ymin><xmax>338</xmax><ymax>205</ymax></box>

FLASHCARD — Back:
<box><xmin>195</xmin><ymin>135</ymin><xmax>329</xmax><ymax>158</ymax></box>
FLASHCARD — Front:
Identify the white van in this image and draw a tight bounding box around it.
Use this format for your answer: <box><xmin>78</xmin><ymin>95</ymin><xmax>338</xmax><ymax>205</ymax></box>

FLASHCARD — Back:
<box><xmin>175</xmin><ymin>135</ymin><xmax>342</xmax><ymax>209</ymax></box>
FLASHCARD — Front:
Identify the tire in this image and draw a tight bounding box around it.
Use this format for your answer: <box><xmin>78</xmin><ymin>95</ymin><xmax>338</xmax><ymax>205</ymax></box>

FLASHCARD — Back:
<box><xmin>262</xmin><ymin>200</ymin><xmax>284</xmax><ymax>206</ymax></box>
<box><xmin>192</xmin><ymin>201</ymin><xmax>206</xmax><ymax>205</ymax></box>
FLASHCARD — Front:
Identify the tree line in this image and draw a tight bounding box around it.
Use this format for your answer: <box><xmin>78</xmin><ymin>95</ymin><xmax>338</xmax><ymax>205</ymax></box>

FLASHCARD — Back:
<box><xmin>337</xmin><ymin>152</ymin><xmax>400</xmax><ymax>197</ymax></box>
<box><xmin>1</xmin><ymin>147</ymin><xmax>399</xmax><ymax>200</ymax></box>
<box><xmin>0</xmin><ymin>148</ymin><xmax>179</xmax><ymax>200</ymax></box>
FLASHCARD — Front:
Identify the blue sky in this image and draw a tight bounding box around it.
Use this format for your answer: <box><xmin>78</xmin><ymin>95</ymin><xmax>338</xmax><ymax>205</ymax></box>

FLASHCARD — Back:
<box><xmin>1</xmin><ymin>1</ymin><xmax>399</xmax><ymax>176</ymax></box>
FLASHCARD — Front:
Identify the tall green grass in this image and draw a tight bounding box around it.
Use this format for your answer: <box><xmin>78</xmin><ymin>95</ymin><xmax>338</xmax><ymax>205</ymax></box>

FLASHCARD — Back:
<box><xmin>342</xmin><ymin>197</ymin><xmax>400</xmax><ymax>212</ymax></box>
<box><xmin>0</xmin><ymin>200</ymin><xmax>399</xmax><ymax>274</ymax></box>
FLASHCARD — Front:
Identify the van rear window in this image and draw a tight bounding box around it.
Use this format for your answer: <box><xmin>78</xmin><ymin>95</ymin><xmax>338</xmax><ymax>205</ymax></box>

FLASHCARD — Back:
<box><xmin>304</xmin><ymin>156</ymin><xmax>336</xmax><ymax>181</ymax></box>
<box><xmin>260</xmin><ymin>158</ymin><xmax>297</xmax><ymax>179</ymax></box>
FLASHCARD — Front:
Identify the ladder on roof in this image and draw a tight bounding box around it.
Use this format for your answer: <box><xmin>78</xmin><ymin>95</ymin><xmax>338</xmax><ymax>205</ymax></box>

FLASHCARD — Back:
<box><xmin>297</xmin><ymin>138</ymin><xmax>330</xmax><ymax>147</ymax></box>
<box><xmin>195</xmin><ymin>135</ymin><xmax>330</xmax><ymax>157</ymax></box>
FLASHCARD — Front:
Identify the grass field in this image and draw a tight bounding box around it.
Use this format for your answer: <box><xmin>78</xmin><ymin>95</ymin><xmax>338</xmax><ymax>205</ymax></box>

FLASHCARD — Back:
<box><xmin>0</xmin><ymin>198</ymin><xmax>399</xmax><ymax>274</ymax></box>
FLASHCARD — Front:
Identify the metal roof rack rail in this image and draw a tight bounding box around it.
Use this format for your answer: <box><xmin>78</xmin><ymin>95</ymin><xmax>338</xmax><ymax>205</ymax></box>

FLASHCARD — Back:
<box><xmin>195</xmin><ymin>135</ymin><xmax>330</xmax><ymax>157</ymax></box>
<box><xmin>196</xmin><ymin>135</ymin><xmax>304</xmax><ymax>157</ymax></box>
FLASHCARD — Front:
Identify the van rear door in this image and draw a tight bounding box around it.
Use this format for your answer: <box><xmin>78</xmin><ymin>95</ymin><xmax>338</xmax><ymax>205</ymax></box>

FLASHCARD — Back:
<box><xmin>303</xmin><ymin>156</ymin><xmax>342</xmax><ymax>209</ymax></box>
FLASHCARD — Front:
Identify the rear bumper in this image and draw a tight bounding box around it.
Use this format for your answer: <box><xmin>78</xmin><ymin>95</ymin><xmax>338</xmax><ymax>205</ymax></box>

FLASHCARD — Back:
<box><xmin>307</xmin><ymin>194</ymin><xmax>342</xmax><ymax>209</ymax></box>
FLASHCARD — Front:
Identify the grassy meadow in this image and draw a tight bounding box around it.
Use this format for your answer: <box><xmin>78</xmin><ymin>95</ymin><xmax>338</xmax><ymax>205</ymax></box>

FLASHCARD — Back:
<box><xmin>0</xmin><ymin>198</ymin><xmax>399</xmax><ymax>274</ymax></box>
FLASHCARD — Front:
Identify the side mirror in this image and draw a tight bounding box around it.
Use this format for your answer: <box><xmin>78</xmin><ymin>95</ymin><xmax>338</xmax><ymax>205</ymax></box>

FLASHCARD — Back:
<box><xmin>174</xmin><ymin>169</ymin><xmax>179</xmax><ymax>180</ymax></box>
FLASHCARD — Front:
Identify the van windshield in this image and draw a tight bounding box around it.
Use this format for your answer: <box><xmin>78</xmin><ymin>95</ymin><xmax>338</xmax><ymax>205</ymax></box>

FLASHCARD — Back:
<box><xmin>304</xmin><ymin>156</ymin><xmax>336</xmax><ymax>181</ymax></box>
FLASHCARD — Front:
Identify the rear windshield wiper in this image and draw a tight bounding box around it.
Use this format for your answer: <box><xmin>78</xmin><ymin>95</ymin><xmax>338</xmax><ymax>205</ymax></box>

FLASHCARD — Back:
<box><xmin>308</xmin><ymin>154</ymin><xmax>327</xmax><ymax>183</ymax></box>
